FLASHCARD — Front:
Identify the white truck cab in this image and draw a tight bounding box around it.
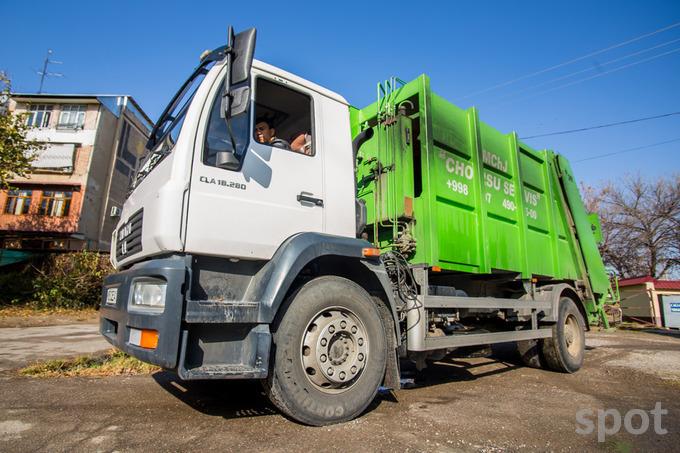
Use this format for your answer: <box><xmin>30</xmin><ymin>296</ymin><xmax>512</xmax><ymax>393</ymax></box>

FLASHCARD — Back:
<box><xmin>113</xmin><ymin>58</ymin><xmax>355</xmax><ymax>268</ymax></box>
<box><xmin>102</xmin><ymin>29</ymin><xmax>392</xmax><ymax>426</ymax></box>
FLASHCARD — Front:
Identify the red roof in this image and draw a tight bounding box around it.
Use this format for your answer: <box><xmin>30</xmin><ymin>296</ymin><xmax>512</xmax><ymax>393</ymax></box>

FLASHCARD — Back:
<box><xmin>618</xmin><ymin>276</ymin><xmax>680</xmax><ymax>290</ymax></box>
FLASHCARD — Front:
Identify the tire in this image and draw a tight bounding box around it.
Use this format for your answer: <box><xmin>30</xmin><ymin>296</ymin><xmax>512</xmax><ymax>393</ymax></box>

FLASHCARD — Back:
<box><xmin>516</xmin><ymin>339</ymin><xmax>544</xmax><ymax>369</ymax></box>
<box><xmin>541</xmin><ymin>297</ymin><xmax>586</xmax><ymax>373</ymax></box>
<box><xmin>263</xmin><ymin>276</ymin><xmax>387</xmax><ymax>426</ymax></box>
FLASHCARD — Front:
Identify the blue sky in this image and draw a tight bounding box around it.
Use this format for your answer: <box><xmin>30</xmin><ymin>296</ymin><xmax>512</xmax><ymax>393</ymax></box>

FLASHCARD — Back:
<box><xmin>2</xmin><ymin>0</ymin><xmax>679</xmax><ymax>187</ymax></box>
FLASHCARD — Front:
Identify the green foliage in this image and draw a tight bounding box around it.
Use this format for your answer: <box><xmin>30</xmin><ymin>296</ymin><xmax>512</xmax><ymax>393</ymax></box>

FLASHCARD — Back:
<box><xmin>31</xmin><ymin>251</ymin><xmax>113</xmax><ymax>309</ymax></box>
<box><xmin>0</xmin><ymin>251</ymin><xmax>113</xmax><ymax>309</ymax></box>
<box><xmin>0</xmin><ymin>72</ymin><xmax>42</xmax><ymax>190</ymax></box>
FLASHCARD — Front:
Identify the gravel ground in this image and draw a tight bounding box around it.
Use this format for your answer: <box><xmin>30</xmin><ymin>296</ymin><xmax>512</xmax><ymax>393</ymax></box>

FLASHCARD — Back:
<box><xmin>0</xmin><ymin>328</ymin><xmax>678</xmax><ymax>452</ymax></box>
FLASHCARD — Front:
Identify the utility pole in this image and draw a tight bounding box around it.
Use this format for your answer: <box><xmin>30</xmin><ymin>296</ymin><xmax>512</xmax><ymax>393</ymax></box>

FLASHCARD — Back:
<box><xmin>37</xmin><ymin>49</ymin><xmax>63</xmax><ymax>93</ymax></box>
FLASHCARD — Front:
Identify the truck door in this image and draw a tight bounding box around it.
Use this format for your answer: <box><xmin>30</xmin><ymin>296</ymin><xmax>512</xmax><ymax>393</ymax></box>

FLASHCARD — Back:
<box><xmin>184</xmin><ymin>73</ymin><xmax>324</xmax><ymax>260</ymax></box>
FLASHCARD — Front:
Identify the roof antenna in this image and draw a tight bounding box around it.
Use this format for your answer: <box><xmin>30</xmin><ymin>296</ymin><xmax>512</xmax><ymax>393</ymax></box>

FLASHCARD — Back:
<box><xmin>37</xmin><ymin>49</ymin><xmax>63</xmax><ymax>93</ymax></box>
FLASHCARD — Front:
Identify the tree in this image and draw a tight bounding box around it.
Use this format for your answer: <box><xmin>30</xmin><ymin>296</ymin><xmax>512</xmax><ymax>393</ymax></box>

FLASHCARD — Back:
<box><xmin>0</xmin><ymin>72</ymin><xmax>42</xmax><ymax>190</ymax></box>
<box><xmin>583</xmin><ymin>175</ymin><xmax>680</xmax><ymax>279</ymax></box>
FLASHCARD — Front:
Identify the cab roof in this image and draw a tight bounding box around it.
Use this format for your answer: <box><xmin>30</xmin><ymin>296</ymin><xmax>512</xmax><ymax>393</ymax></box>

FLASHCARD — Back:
<box><xmin>252</xmin><ymin>59</ymin><xmax>349</xmax><ymax>106</ymax></box>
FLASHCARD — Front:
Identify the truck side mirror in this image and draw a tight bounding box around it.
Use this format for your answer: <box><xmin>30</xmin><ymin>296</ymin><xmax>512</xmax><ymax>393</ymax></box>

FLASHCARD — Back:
<box><xmin>217</xmin><ymin>26</ymin><xmax>257</xmax><ymax>168</ymax></box>
<box><xmin>230</xmin><ymin>28</ymin><xmax>256</xmax><ymax>85</ymax></box>
<box><xmin>224</xmin><ymin>27</ymin><xmax>256</xmax><ymax>119</ymax></box>
<box><xmin>229</xmin><ymin>86</ymin><xmax>250</xmax><ymax>117</ymax></box>
<box><xmin>216</xmin><ymin>151</ymin><xmax>241</xmax><ymax>170</ymax></box>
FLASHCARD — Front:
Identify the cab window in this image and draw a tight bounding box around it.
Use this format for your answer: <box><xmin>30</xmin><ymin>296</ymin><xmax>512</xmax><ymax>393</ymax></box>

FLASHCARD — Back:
<box><xmin>203</xmin><ymin>86</ymin><xmax>251</xmax><ymax>167</ymax></box>
<box><xmin>253</xmin><ymin>78</ymin><xmax>314</xmax><ymax>156</ymax></box>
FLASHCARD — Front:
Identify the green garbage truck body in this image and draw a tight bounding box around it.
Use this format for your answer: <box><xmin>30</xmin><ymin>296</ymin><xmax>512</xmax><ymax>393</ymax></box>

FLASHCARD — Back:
<box><xmin>352</xmin><ymin>75</ymin><xmax>610</xmax><ymax>325</ymax></box>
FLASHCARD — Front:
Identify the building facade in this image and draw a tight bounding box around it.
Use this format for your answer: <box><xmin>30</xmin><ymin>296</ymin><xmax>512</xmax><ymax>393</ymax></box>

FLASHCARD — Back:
<box><xmin>0</xmin><ymin>94</ymin><xmax>152</xmax><ymax>251</ymax></box>
<box><xmin>618</xmin><ymin>276</ymin><xmax>680</xmax><ymax>329</ymax></box>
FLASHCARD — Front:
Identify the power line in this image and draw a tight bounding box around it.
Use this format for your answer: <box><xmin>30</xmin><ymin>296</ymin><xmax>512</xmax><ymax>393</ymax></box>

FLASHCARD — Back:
<box><xmin>457</xmin><ymin>21</ymin><xmax>680</xmax><ymax>101</ymax></box>
<box><xmin>490</xmin><ymin>46</ymin><xmax>680</xmax><ymax>108</ymax></box>
<box><xmin>521</xmin><ymin>111</ymin><xmax>680</xmax><ymax>139</ymax></box>
<box><xmin>573</xmin><ymin>137</ymin><xmax>680</xmax><ymax>163</ymax></box>
<box><xmin>492</xmin><ymin>36</ymin><xmax>680</xmax><ymax>106</ymax></box>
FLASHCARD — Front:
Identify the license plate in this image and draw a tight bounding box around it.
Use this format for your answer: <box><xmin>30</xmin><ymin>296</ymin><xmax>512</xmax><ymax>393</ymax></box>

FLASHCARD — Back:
<box><xmin>106</xmin><ymin>288</ymin><xmax>118</xmax><ymax>305</ymax></box>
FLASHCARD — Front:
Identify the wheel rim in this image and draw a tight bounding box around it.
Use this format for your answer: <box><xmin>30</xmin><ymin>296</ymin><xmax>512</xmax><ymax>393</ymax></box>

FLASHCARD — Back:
<box><xmin>300</xmin><ymin>306</ymin><xmax>369</xmax><ymax>394</ymax></box>
<box><xmin>563</xmin><ymin>313</ymin><xmax>583</xmax><ymax>357</ymax></box>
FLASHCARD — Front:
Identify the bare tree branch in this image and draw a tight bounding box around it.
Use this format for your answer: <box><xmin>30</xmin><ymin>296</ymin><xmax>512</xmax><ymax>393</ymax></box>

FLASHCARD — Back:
<box><xmin>582</xmin><ymin>174</ymin><xmax>680</xmax><ymax>279</ymax></box>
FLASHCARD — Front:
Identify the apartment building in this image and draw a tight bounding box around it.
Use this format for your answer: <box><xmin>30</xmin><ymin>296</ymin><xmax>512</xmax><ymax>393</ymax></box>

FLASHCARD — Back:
<box><xmin>0</xmin><ymin>93</ymin><xmax>152</xmax><ymax>251</ymax></box>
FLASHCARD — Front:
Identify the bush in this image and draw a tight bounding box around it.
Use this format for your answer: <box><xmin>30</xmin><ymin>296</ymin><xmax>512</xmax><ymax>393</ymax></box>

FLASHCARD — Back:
<box><xmin>0</xmin><ymin>261</ymin><xmax>38</xmax><ymax>305</ymax></box>
<box><xmin>0</xmin><ymin>252</ymin><xmax>113</xmax><ymax>309</ymax></box>
<box><xmin>31</xmin><ymin>251</ymin><xmax>113</xmax><ymax>309</ymax></box>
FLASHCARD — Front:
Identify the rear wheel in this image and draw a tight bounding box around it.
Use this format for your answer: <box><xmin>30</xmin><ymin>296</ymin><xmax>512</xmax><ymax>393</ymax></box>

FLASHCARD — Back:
<box><xmin>263</xmin><ymin>276</ymin><xmax>387</xmax><ymax>426</ymax></box>
<box><xmin>541</xmin><ymin>297</ymin><xmax>586</xmax><ymax>373</ymax></box>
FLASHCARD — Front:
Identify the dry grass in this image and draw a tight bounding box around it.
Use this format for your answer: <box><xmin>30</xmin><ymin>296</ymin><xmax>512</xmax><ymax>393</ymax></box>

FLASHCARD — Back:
<box><xmin>0</xmin><ymin>306</ymin><xmax>98</xmax><ymax>327</ymax></box>
<box><xmin>20</xmin><ymin>349</ymin><xmax>160</xmax><ymax>377</ymax></box>
<box><xmin>0</xmin><ymin>306</ymin><xmax>97</xmax><ymax>318</ymax></box>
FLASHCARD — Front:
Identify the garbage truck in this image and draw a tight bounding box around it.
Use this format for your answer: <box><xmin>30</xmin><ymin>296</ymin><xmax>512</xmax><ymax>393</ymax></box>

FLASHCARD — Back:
<box><xmin>100</xmin><ymin>27</ymin><xmax>613</xmax><ymax>426</ymax></box>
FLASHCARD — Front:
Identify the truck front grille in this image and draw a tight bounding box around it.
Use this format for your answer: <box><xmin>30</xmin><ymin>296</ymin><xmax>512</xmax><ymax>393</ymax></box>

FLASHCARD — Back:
<box><xmin>116</xmin><ymin>209</ymin><xmax>143</xmax><ymax>261</ymax></box>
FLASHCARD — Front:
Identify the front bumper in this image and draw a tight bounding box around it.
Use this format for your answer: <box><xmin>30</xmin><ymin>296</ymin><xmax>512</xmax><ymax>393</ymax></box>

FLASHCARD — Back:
<box><xmin>99</xmin><ymin>255</ymin><xmax>189</xmax><ymax>369</ymax></box>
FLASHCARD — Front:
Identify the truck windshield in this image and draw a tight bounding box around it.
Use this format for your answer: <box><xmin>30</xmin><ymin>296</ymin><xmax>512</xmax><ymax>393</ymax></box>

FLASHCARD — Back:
<box><xmin>132</xmin><ymin>60</ymin><xmax>216</xmax><ymax>189</ymax></box>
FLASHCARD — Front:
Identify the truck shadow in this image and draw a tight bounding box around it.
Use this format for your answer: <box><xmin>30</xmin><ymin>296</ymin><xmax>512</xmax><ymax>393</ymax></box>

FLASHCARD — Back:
<box><xmin>152</xmin><ymin>372</ymin><xmax>278</xmax><ymax>420</ymax></box>
<box><xmin>151</xmin><ymin>343</ymin><xmax>526</xmax><ymax>422</ymax></box>
<box><xmin>402</xmin><ymin>343</ymin><xmax>523</xmax><ymax>389</ymax></box>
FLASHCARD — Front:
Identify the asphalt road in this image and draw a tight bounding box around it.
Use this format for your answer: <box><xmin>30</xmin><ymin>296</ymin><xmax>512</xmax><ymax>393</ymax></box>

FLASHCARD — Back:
<box><xmin>0</xmin><ymin>326</ymin><xmax>678</xmax><ymax>452</ymax></box>
<box><xmin>0</xmin><ymin>323</ymin><xmax>109</xmax><ymax>371</ymax></box>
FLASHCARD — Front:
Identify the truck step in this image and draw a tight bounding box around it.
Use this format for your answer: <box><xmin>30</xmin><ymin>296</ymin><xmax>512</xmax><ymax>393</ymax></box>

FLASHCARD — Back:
<box><xmin>178</xmin><ymin>364</ymin><xmax>267</xmax><ymax>380</ymax></box>
<box><xmin>176</xmin><ymin>329</ymin><xmax>269</xmax><ymax>380</ymax></box>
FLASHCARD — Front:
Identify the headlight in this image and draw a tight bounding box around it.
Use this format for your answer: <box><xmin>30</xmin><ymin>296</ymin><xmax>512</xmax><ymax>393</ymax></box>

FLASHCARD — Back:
<box><xmin>130</xmin><ymin>279</ymin><xmax>166</xmax><ymax>312</ymax></box>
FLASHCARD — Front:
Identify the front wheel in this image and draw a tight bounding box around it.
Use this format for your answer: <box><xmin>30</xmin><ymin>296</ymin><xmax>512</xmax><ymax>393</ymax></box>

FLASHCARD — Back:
<box><xmin>263</xmin><ymin>276</ymin><xmax>387</xmax><ymax>426</ymax></box>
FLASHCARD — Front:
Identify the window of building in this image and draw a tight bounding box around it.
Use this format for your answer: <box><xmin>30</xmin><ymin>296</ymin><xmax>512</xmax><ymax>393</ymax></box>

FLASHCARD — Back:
<box><xmin>117</xmin><ymin>122</ymin><xmax>137</xmax><ymax>166</ymax></box>
<box><xmin>25</xmin><ymin>104</ymin><xmax>53</xmax><ymax>128</ymax></box>
<box><xmin>4</xmin><ymin>190</ymin><xmax>32</xmax><ymax>215</ymax></box>
<box><xmin>38</xmin><ymin>191</ymin><xmax>72</xmax><ymax>217</ymax></box>
<box><xmin>57</xmin><ymin>104</ymin><xmax>87</xmax><ymax>129</ymax></box>
<box><xmin>31</xmin><ymin>143</ymin><xmax>76</xmax><ymax>173</ymax></box>
<box><xmin>115</xmin><ymin>120</ymin><xmax>146</xmax><ymax>190</ymax></box>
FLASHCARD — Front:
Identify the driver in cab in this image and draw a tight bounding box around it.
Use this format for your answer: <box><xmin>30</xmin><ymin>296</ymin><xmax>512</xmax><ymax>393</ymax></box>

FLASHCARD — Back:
<box><xmin>255</xmin><ymin>117</ymin><xmax>291</xmax><ymax>150</ymax></box>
